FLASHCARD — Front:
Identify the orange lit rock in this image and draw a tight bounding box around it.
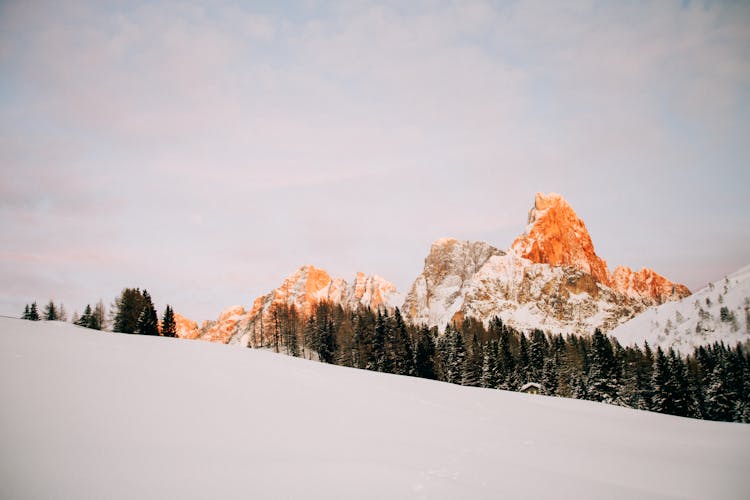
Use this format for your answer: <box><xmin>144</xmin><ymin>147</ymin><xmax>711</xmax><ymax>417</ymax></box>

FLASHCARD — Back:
<box><xmin>173</xmin><ymin>312</ymin><xmax>200</xmax><ymax>339</ymax></box>
<box><xmin>512</xmin><ymin>192</ymin><xmax>690</xmax><ymax>305</ymax></box>
<box><xmin>612</xmin><ymin>266</ymin><xmax>691</xmax><ymax>305</ymax></box>
<box><xmin>200</xmin><ymin>305</ymin><xmax>246</xmax><ymax>344</ymax></box>
<box><xmin>512</xmin><ymin>192</ymin><xmax>612</xmax><ymax>286</ymax></box>
<box><xmin>199</xmin><ymin>265</ymin><xmax>402</xmax><ymax>345</ymax></box>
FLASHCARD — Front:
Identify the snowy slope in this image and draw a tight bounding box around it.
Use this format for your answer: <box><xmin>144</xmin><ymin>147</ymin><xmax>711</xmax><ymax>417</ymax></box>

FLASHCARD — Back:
<box><xmin>610</xmin><ymin>265</ymin><xmax>750</xmax><ymax>355</ymax></box>
<box><xmin>1</xmin><ymin>318</ymin><xmax>749</xmax><ymax>500</ymax></box>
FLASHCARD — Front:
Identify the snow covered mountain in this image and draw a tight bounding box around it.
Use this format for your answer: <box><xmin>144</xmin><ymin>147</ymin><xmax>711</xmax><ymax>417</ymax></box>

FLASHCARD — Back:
<box><xmin>403</xmin><ymin>192</ymin><xmax>690</xmax><ymax>333</ymax></box>
<box><xmin>2</xmin><ymin>317</ymin><xmax>749</xmax><ymax>499</ymax></box>
<box><xmin>197</xmin><ymin>265</ymin><xmax>402</xmax><ymax>344</ymax></box>
<box><xmin>610</xmin><ymin>265</ymin><xmax>750</xmax><ymax>354</ymax></box>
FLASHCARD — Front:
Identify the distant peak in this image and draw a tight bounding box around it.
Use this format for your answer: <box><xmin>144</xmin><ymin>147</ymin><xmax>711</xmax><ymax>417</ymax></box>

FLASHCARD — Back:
<box><xmin>433</xmin><ymin>237</ymin><xmax>459</xmax><ymax>246</ymax></box>
<box><xmin>534</xmin><ymin>191</ymin><xmax>567</xmax><ymax>211</ymax></box>
<box><xmin>512</xmin><ymin>192</ymin><xmax>611</xmax><ymax>285</ymax></box>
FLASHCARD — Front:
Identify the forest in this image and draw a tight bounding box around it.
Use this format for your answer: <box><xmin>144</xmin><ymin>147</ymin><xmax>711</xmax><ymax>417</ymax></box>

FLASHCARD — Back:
<box><xmin>255</xmin><ymin>302</ymin><xmax>750</xmax><ymax>424</ymax></box>
<box><xmin>20</xmin><ymin>292</ymin><xmax>750</xmax><ymax>423</ymax></box>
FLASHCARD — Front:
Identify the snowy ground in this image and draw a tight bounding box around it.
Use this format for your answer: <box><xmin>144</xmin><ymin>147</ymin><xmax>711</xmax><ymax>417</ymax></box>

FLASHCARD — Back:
<box><xmin>611</xmin><ymin>264</ymin><xmax>750</xmax><ymax>355</ymax></box>
<box><xmin>1</xmin><ymin>318</ymin><xmax>749</xmax><ymax>499</ymax></box>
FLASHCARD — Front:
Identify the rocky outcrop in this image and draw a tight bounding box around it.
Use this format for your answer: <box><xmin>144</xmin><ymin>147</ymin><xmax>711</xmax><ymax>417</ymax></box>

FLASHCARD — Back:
<box><xmin>512</xmin><ymin>192</ymin><xmax>611</xmax><ymax>286</ymax></box>
<box><xmin>402</xmin><ymin>238</ymin><xmax>505</xmax><ymax>327</ymax></box>
<box><xmin>174</xmin><ymin>312</ymin><xmax>200</xmax><ymax>339</ymax></box>
<box><xmin>402</xmin><ymin>192</ymin><xmax>690</xmax><ymax>333</ymax></box>
<box><xmin>197</xmin><ymin>265</ymin><xmax>402</xmax><ymax>345</ymax></box>
<box><xmin>512</xmin><ymin>192</ymin><xmax>689</xmax><ymax>306</ymax></box>
<box><xmin>611</xmin><ymin>266</ymin><xmax>691</xmax><ymax>304</ymax></box>
<box><xmin>199</xmin><ymin>305</ymin><xmax>246</xmax><ymax>344</ymax></box>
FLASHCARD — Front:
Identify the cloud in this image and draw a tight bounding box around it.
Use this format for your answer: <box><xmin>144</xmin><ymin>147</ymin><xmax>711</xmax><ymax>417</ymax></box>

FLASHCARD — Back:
<box><xmin>1</xmin><ymin>0</ymin><xmax>749</xmax><ymax>320</ymax></box>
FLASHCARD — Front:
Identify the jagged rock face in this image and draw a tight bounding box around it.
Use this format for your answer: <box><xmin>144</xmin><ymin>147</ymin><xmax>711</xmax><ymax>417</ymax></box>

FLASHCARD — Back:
<box><xmin>198</xmin><ymin>265</ymin><xmax>402</xmax><ymax>345</ymax></box>
<box><xmin>511</xmin><ymin>192</ymin><xmax>611</xmax><ymax>286</ymax></box>
<box><xmin>199</xmin><ymin>305</ymin><xmax>246</xmax><ymax>344</ymax></box>
<box><xmin>512</xmin><ymin>192</ymin><xmax>689</xmax><ymax>305</ymax></box>
<box><xmin>612</xmin><ymin>266</ymin><xmax>691</xmax><ymax>304</ymax></box>
<box><xmin>402</xmin><ymin>192</ymin><xmax>690</xmax><ymax>333</ymax></box>
<box><xmin>402</xmin><ymin>238</ymin><xmax>505</xmax><ymax>327</ymax></box>
<box><xmin>461</xmin><ymin>254</ymin><xmax>643</xmax><ymax>335</ymax></box>
<box><xmin>174</xmin><ymin>312</ymin><xmax>200</xmax><ymax>340</ymax></box>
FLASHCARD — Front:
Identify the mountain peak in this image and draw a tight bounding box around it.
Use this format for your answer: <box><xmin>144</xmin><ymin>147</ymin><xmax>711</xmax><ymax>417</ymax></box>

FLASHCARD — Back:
<box><xmin>512</xmin><ymin>192</ymin><xmax>612</xmax><ymax>286</ymax></box>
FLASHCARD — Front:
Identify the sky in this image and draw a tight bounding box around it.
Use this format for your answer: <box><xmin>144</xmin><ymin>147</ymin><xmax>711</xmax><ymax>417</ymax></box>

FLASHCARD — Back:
<box><xmin>1</xmin><ymin>0</ymin><xmax>749</xmax><ymax>323</ymax></box>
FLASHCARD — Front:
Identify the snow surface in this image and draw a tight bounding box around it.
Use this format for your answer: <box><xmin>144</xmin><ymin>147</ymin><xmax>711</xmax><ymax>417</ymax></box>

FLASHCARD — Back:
<box><xmin>2</xmin><ymin>318</ymin><xmax>749</xmax><ymax>499</ymax></box>
<box><xmin>610</xmin><ymin>265</ymin><xmax>750</xmax><ymax>354</ymax></box>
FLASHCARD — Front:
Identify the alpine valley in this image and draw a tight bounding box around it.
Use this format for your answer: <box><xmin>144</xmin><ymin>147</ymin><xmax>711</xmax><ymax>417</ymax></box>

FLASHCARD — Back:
<box><xmin>173</xmin><ymin>192</ymin><xmax>746</xmax><ymax>354</ymax></box>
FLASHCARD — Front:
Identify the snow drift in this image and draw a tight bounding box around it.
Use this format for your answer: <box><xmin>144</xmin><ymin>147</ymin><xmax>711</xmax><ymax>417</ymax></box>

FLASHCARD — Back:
<box><xmin>1</xmin><ymin>318</ymin><xmax>749</xmax><ymax>499</ymax></box>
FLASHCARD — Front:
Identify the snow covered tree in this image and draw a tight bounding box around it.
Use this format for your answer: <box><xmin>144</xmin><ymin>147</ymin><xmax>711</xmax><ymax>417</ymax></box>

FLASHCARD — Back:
<box><xmin>480</xmin><ymin>340</ymin><xmax>501</xmax><ymax>389</ymax></box>
<box><xmin>21</xmin><ymin>304</ymin><xmax>30</xmax><ymax>320</ymax></box>
<box><xmin>586</xmin><ymin>330</ymin><xmax>619</xmax><ymax>403</ymax></box>
<box><xmin>542</xmin><ymin>357</ymin><xmax>559</xmax><ymax>395</ymax></box>
<box><xmin>391</xmin><ymin>308</ymin><xmax>415</xmax><ymax>376</ymax></box>
<box><xmin>462</xmin><ymin>331</ymin><xmax>483</xmax><ymax>387</ymax></box>
<box><xmin>444</xmin><ymin>324</ymin><xmax>465</xmax><ymax>385</ymax></box>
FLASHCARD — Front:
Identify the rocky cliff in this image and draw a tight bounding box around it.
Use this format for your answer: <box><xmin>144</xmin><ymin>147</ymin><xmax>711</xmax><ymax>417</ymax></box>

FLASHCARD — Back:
<box><xmin>197</xmin><ymin>265</ymin><xmax>402</xmax><ymax>345</ymax></box>
<box><xmin>402</xmin><ymin>192</ymin><xmax>690</xmax><ymax>333</ymax></box>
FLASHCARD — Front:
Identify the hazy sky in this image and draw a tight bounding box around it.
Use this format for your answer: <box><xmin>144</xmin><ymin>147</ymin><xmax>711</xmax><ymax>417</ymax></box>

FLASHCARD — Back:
<box><xmin>2</xmin><ymin>0</ymin><xmax>749</xmax><ymax>322</ymax></box>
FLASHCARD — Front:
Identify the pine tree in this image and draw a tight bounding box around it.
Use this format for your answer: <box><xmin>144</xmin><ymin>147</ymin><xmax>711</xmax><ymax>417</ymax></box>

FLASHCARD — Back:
<box><xmin>58</xmin><ymin>304</ymin><xmax>68</xmax><ymax>322</ymax></box>
<box><xmin>161</xmin><ymin>305</ymin><xmax>177</xmax><ymax>337</ymax></box>
<box><xmin>497</xmin><ymin>329</ymin><xmax>515</xmax><ymax>389</ymax></box>
<box><xmin>135</xmin><ymin>291</ymin><xmax>159</xmax><ymax>336</ymax></box>
<box><xmin>542</xmin><ymin>357</ymin><xmax>559</xmax><ymax>395</ymax></box>
<box><xmin>28</xmin><ymin>302</ymin><xmax>40</xmax><ymax>321</ymax></box>
<box><xmin>22</xmin><ymin>304</ymin><xmax>30</xmax><ymax>320</ymax></box>
<box><xmin>462</xmin><ymin>332</ymin><xmax>483</xmax><ymax>387</ymax></box>
<box><xmin>517</xmin><ymin>332</ymin><xmax>530</xmax><ymax>383</ymax></box>
<box><xmin>586</xmin><ymin>330</ymin><xmax>619</xmax><ymax>403</ymax></box>
<box><xmin>43</xmin><ymin>300</ymin><xmax>58</xmax><ymax>321</ymax></box>
<box><xmin>667</xmin><ymin>350</ymin><xmax>694</xmax><ymax>417</ymax></box>
<box><xmin>444</xmin><ymin>324</ymin><xmax>466</xmax><ymax>384</ymax></box>
<box><xmin>391</xmin><ymin>308</ymin><xmax>415</xmax><ymax>376</ymax></box>
<box><xmin>414</xmin><ymin>326</ymin><xmax>437</xmax><ymax>380</ymax></box>
<box><xmin>92</xmin><ymin>301</ymin><xmax>106</xmax><ymax>330</ymax></box>
<box><xmin>76</xmin><ymin>305</ymin><xmax>93</xmax><ymax>328</ymax></box>
<box><xmin>651</xmin><ymin>347</ymin><xmax>673</xmax><ymax>414</ymax></box>
<box><xmin>480</xmin><ymin>340</ymin><xmax>501</xmax><ymax>389</ymax></box>
<box><xmin>113</xmin><ymin>288</ymin><xmax>147</xmax><ymax>333</ymax></box>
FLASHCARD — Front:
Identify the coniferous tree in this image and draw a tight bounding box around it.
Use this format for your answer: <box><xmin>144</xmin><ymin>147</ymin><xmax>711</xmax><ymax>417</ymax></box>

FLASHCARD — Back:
<box><xmin>517</xmin><ymin>332</ymin><xmax>530</xmax><ymax>384</ymax></box>
<box><xmin>651</xmin><ymin>347</ymin><xmax>673</xmax><ymax>414</ymax></box>
<box><xmin>586</xmin><ymin>329</ymin><xmax>619</xmax><ymax>403</ymax></box>
<box><xmin>462</xmin><ymin>331</ymin><xmax>483</xmax><ymax>387</ymax></box>
<box><xmin>444</xmin><ymin>324</ymin><xmax>466</xmax><ymax>384</ymax></box>
<box><xmin>75</xmin><ymin>305</ymin><xmax>93</xmax><ymax>327</ymax></box>
<box><xmin>480</xmin><ymin>339</ymin><xmax>501</xmax><ymax>389</ymax></box>
<box><xmin>58</xmin><ymin>303</ymin><xmax>68</xmax><ymax>322</ymax></box>
<box><xmin>161</xmin><ymin>305</ymin><xmax>177</xmax><ymax>337</ymax></box>
<box><xmin>667</xmin><ymin>350</ymin><xmax>694</xmax><ymax>417</ymax></box>
<box><xmin>135</xmin><ymin>291</ymin><xmax>159</xmax><ymax>336</ymax></box>
<box><xmin>28</xmin><ymin>302</ymin><xmax>40</xmax><ymax>321</ymax></box>
<box><xmin>113</xmin><ymin>288</ymin><xmax>147</xmax><ymax>333</ymax></box>
<box><xmin>43</xmin><ymin>300</ymin><xmax>58</xmax><ymax>321</ymax></box>
<box><xmin>414</xmin><ymin>325</ymin><xmax>437</xmax><ymax>380</ymax></box>
<box><xmin>22</xmin><ymin>304</ymin><xmax>30</xmax><ymax>320</ymax></box>
<box><xmin>542</xmin><ymin>357</ymin><xmax>559</xmax><ymax>395</ymax></box>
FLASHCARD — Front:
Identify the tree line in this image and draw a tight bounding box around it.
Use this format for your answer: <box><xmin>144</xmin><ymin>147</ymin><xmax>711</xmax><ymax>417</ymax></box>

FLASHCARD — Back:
<box><xmin>20</xmin><ymin>288</ymin><xmax>177</xmax><ymax>337</ymax></box>
<box><xmin>20</xmin><ymin>295</ymin><xmax>750</xmax><ymax>423</ymax></box>
<box><xmin>251</xmin><ymin>302</ymin><xmax>750</xmax><ymax>423</ymax></box>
